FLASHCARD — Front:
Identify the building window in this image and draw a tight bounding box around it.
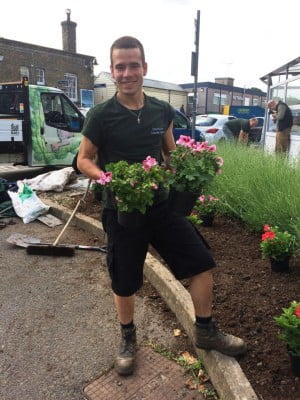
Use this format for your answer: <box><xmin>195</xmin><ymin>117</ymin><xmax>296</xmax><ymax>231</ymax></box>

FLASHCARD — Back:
<box><xmin>213</xmin><ymin>93</ymin><xmax>227</xmax><ymax>105</ymax></box>
<box><xmin>20</xmin><ymin>66</ymin><xmax>29</xmax><ymax>80</ymax></box>
<box><xmin>253</xmin><ymin>98</ymin><xmax>259</xmax><ymax>106</ymax></box>
<box><xmin>188</xmin><ymin>93</ymin><xmax>195</xmax><ymax>104</ymax></box>
<box><xmin>64</xmin><ymin>73</ymin><xmax>77</xmax><ymax>101</ymax></box>
<box><xmin>36</xmin><ymin>68</ymin><xmax>45</xmax><ymax>85</ymax></box>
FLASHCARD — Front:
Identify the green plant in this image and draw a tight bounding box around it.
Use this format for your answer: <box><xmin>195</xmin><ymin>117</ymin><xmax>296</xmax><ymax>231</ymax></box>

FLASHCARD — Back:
<box><xmin>168</xmin><ymin>135</ymin><xmax>223</xmax><ymax>193</ymax></box>
<box><xmin>274</xmin><ymin>301</ymin><xmax>300</xmax><ymax>355</ymax></box>
<box><xmin>105</xmin><ymin>157</ymin><xmax>169</xmax><ymax>214</ymax></box>
<box><xmin>260</xmin><ymin>224</ymin><xmax>295</xmax><ymax>261</ymax></box>
<box><xmin>208</xmin><ymin>142</ymin><xmax>300</xmax><ymax>247</ymax></box>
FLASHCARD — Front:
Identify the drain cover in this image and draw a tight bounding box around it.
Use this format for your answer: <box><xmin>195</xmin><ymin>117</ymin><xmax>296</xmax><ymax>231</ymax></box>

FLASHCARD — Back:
<box><xmin>84</xmin><ymin>346</ymin><xmax>200</xmax><ymax>400</ymax></box>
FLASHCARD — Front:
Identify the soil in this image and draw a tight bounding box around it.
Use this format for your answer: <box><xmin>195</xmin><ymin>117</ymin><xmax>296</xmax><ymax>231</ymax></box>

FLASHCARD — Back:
<box><xmin>42</xmin><ymin>189</ymin><xmax>300</xmax><ymax>400</ymax></box>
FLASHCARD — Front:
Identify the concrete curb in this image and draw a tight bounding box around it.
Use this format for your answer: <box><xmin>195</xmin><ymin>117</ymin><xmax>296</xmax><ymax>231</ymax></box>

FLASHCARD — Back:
<box><xmin>45</xmin><ymin>199</ymin><xmax>258</xmax><ymax>400</ymax></box>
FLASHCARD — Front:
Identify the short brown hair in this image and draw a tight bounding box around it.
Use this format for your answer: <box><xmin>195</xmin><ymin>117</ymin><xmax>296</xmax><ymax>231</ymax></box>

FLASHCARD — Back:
<box><xmin>110</xmin><ymin>36</ymin><xmax>146</xmax><ymax>65</ymax></box>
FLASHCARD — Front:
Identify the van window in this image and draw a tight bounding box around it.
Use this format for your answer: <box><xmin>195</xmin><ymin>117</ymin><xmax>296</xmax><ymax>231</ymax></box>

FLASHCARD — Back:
<box><xmin>41</xmin><ymin>92</ymin><xmax>83</xmax><ymax>132</ymax></box>
<box><xmin>0</xmin><ymin>92</ymin><xmax>24</xmax><ymax>116</ymax></box>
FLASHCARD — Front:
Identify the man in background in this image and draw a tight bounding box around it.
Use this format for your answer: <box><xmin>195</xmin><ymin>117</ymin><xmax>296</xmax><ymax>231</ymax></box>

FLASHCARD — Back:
<box><xmin>223</xmin><ymin>117</ymin><xmax>258</xmax><ymax>144</ymax></box>
<box><xmin>267</xmin><ymin>99</ymin><xmax>293</xmax><ymax>153</ymax></box>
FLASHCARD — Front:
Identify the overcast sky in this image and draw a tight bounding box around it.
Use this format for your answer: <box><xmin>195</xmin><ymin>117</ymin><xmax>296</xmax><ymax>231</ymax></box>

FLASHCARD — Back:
<box><xmin>1</xmin><ymin>0</ymin><xmax>298</xmax><ymax>90</ymax></box>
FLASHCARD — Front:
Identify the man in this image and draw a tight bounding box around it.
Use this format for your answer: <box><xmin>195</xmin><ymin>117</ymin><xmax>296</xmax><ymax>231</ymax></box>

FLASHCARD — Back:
<box><xmin>77</xmin><ymin>36</ymin><xmax>246</xmax><ymax>376</ymax></box>
<box><xmin>267</xmin><ymin>99</ymin><xmax>293</xmax><ymax>153</ymax></box>
<box><xmin>223</xmin><ymin>117</ymin><xmax>258</xmax><ymax>144</ymax></box>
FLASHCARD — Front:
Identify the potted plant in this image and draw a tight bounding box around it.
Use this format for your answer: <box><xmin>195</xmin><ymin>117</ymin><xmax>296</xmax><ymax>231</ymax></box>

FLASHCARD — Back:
<box><xmin>168</xmin><ymin>135</ymin><xmax>223</xmax><ymax>216</ymax></box>
<box><xmin>91</xmin><ymin>182</ymin><xmax>103</xmax><ymax>201</ymax></box>
<box><xmin>260</xmin><ymin>224</ymin><xmax>295</xmax><ymax>272</ymax></box>
<box><xmin>102</xmin><ymin>156</ymin><xmax>169</xmax><ymax>228</ymax></box>
<box><xmin>192</xmin><ymin>194</ymin><xmax>220</xmax><ymax>226</ymax></box>
<box><xmin>274</xmin><ymin>301</ymin><xmax>300</xmax><ymax>376</ymax></box>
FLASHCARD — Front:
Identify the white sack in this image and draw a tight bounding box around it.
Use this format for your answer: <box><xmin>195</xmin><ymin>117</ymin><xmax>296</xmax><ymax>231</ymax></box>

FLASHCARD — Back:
<box><xmin>24</xmin><ymin>167</ymin><xmax>76</xmax><ymax>192</ymax></box>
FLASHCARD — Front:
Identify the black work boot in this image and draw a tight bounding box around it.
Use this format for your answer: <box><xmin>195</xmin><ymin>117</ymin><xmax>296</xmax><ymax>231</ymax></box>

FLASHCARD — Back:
<box><xmin>114</xmin><ymin>325</ymin><xmax>137</xmax><ymax>376</ymax></box>
<box><xmin>195</xmin><ymin>320</ymin><xmax>246</xmax><ymax>357</ymax></box>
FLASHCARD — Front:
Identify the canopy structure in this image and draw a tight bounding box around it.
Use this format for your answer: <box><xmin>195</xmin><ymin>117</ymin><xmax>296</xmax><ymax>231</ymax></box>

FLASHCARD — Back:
<box><xmin>260</xmin><ymin>56</ymin><xmax>300</xmax><ymax>86</ymax></box>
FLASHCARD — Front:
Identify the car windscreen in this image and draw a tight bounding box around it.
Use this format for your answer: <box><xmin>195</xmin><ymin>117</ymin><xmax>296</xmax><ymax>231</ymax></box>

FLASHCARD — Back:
<box><xmin>196</xmin><ymin>116</ymin><xmax>217</xmax><ymax>126</ymax></box>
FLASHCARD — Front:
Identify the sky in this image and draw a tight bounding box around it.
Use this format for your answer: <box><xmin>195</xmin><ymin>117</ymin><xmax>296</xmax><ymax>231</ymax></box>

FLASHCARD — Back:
<box><xmin>1</xmin><ymin>0</ymin><xmax>299</xmax><ymax>91</ymax></box>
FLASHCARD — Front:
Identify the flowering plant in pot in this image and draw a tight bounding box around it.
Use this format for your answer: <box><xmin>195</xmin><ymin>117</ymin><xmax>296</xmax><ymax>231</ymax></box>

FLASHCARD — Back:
<box><xmin>104</xmin><ymin>156</ymin><xmax>169</xmax><ymax>214</ymax></box>
<box><xmin>260</xmin><ymin>224</ymin><xmax>295</xmax><ymax>262</ymax></box>
<box><xmin>274</xmin><ymin>301</ymin><xmax>300</xmax><ymax>376</ymax></box>
<box><xmin>191</xmin><ymin>194</ymin><xmax>220</xmax><ymax>226</ymax></box>
<box><xmin>168</xmin><ymin>135</ymin><xmax>223</xmax><ymax>192</ymax></box>
<box><xmin>167</xmin><ymin>135</ymin><xmax>223</xmax><ymax>216</ymax></box>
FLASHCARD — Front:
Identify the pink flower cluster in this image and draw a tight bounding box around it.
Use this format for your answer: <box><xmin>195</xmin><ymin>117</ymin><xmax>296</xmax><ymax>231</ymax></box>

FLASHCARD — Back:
<box><xmin>96</xmin><ymin>171</ymin><xmax>112</xmax><ymax>185</ymax></box>
<box><xmin>142</xmin><ymin>156</ymin><xmax>157</xmax><ymax>171</ymax></box>
<box><xmin>176</xmin><ymin>135</ymin><xmax>217</xmax><ymax>153</ymax></box>
<box><xmin>199</xmin><ymin>194</ymin><xmax>219</xmax><ymax>203</ymax></box>
<box><xmin>176</xmin><ymin>135</ymin><xmax>223</xmax><ymax>174</ymax></box>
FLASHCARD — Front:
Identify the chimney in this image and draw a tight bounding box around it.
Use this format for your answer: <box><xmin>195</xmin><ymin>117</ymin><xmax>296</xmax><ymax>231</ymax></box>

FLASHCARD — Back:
<box><xmin>215</xmin><ymin>77</ymin><xmax>234</xmax><ymax>86</ymax></box>
<box><xmin>61</xmin><ymin>9</ymin><xmax>77</xmax><ymax>53</ymax></box>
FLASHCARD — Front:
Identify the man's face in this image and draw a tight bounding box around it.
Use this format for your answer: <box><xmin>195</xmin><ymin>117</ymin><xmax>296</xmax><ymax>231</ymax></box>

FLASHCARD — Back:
<box><xmin>110</xmin><ymin>47</ymin><xmax>147</xmax><ymax>96</ymax></box>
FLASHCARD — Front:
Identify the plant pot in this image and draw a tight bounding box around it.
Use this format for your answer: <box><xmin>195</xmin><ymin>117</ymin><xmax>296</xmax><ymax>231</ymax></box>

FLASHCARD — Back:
<box><xmin>270</xmin><ymin>256</ymin><xmax>290</xmax><ymax>272</ymax></box>
<box><xmin>288</xmin><ymin>350</ymin><xmax>300</xmax><ymax>377</ymax></box>
<box><xmin>169</xmin><ymin>190</ymin><xmax>199</xmax><ymax>217</ymax></box>
<box><xmin>200</xmin><ymin>213</ymin><xmax>215</xmax><ymax>227</ymax></box>
<box><xmin>117</xmin><ymin>210</ymin><xmax>146</xmax><ymax>229</ymax></box>
<box><xmin>93</xmin><ymin>191</ymin><xmax>102</xmax><ymax>201</ymax></box>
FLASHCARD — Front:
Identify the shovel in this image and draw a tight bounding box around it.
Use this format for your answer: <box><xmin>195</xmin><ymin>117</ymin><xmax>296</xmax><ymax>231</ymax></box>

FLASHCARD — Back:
<box><xmin>6</xmin><ymin>232</ymin><xmax>107</xmax><ymax>253</ymax></box>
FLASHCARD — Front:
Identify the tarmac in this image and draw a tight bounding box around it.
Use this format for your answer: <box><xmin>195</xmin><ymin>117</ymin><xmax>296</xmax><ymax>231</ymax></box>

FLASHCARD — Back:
<box><xmin>44</xmin><ymin>199</ymin><xmax>259</xmax><ymax>400</ymax></box>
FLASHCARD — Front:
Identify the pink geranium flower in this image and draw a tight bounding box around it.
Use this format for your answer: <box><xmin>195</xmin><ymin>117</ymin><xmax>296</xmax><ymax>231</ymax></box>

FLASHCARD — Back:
<box><xmin>176</xmin><ymin>135</ymin><xmax>194</xmax><ymax>147</ymax></box>
<box><xmin>216</xmin><ymin>156</ymin><xmax>224</xmax><ymax>167</ymax></box>
<box><xmin>295</xmin><ymin>306</ymin><xmax>300</xmax><ymax>318</ymax></box>
<box><xmin>96</xmin><ymin>171</ymin><xmax>112</xmax><ymax>185</ymax></box>
<box><xmin>142</xmin><ymin>156</ymin><xmax>157</xmax><ymax>171</ymax></box>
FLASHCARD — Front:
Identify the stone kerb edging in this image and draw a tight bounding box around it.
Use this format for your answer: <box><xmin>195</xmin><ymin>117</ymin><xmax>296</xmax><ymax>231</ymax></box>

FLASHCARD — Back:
<box><xmin>45</xmin><ymin>200</ymin><xmax>258</xmax><ymax>400</ymax></box>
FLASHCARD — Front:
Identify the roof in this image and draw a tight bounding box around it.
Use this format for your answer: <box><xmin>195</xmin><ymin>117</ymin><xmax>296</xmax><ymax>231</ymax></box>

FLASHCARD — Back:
<box><xmin>260</xmin><ymin>56</ymin><xmax>300</xmax><ymax>85</ymax></box>
<box><xmin>97</xmin><ymin>72</ymin><xmax>185</xmax><ymax>92</ymax></box>
<box><xmin>0</xmin><ymin>37</ymin><xmax>95</xmax><ymax>60</ymax></box>
<box><xmin>180</xmin><ymin>81</ymin><xmax>266</xmax><ymax>96</ymax></box>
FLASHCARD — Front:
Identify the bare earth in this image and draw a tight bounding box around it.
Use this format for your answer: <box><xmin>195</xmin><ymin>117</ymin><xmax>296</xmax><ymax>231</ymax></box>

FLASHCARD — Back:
<box><xmin>44</xmin><ymin>190</ymin><xmax>300</xmax><ymax>400</ymax></box>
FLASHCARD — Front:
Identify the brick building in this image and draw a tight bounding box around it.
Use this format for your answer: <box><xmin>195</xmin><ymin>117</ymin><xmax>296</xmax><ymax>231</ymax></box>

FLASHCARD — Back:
<box><xmin>0</xmin><ymin>10</ymin><xmax>96</xmax><ymax>106</ymax></box>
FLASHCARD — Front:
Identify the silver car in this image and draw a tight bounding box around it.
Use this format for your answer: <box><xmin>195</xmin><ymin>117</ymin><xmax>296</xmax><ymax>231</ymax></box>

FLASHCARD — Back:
<box><xmin>195</xmin><ymin>114</ymin><xmax>237</xmax><ymax>143</ymax></box>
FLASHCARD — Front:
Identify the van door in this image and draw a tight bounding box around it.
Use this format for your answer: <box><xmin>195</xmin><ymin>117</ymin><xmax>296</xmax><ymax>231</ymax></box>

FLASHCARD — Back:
<box><xmin>28</xmin><ymin>87</ymin><xmax>84</xmax><ymax>166</ymax></box>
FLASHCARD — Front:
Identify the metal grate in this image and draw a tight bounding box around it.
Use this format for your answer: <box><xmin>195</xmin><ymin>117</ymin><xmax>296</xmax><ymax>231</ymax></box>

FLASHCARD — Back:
<box><xmin>83</xmin><ymin>346</ymin><xmax>200</xmax><ymax>400</ymax></box>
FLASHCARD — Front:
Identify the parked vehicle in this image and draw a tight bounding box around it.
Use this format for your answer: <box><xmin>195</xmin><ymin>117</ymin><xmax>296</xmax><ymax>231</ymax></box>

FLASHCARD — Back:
<box><xmin>0</xmin><ymin>77</ymin><xmax>85</xmax><ymax>167</ymax></box>
<box><xmin>173</xmin><ymin>109</ymin><xmax>205</xmax><ymax>142</ymax></box>
<box><xmin>195</xmin><ymin>114</ymin><xmax>237</xmax><ymax>143</ymax></box>
<box><xmin>248</xmin><ymin>116</ymin><xmax>264</xmax><ymax>143</ymax></box>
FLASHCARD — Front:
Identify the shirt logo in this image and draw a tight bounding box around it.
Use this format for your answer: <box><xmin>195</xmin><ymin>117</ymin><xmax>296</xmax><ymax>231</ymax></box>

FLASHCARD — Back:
<box><xmin>150</xmin><ymin>127</ymin><xmax>165</xmax><ymax>135</ymax></box>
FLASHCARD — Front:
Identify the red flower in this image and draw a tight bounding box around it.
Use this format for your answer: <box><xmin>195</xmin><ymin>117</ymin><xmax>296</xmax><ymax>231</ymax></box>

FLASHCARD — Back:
<box><xmin>295</xmin><ymin>306</ymin><xmax>300</xmax><ymax>318</ymax></box>
<box><xmin>261</xmin><ymin>231</ymin><xmax>275</xmax><ymax>241</ymax></box>
<box><xmin>263</xmin><ymin>224</ymin><xmax>270</xmax><ymax>232</ymax></box>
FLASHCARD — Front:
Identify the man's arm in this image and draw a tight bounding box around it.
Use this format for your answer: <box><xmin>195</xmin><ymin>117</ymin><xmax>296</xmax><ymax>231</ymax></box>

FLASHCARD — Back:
<box><xmin>161</xmin><ymin>121</ymin><xmax>176</xmax><ymax>167</ymax></box>
<box><xmin>77</xmin><ymin>136</ymin><xmax>102</xmax><ymax>180</ymax></box>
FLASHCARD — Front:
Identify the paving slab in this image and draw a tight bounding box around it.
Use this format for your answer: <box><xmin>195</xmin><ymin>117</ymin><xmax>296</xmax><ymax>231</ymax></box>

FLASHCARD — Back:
<box><xmin>84</xmin><ymin>346</ymin><xmax>199</xmax><ymax>400</ymax></box>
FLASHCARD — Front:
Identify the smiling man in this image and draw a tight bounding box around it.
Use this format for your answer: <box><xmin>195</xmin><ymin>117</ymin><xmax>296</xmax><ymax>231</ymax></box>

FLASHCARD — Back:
<box><xmin>77</xmin><ymin>36</ymin><xmax>246</xmax><ymax>376</ymax></box>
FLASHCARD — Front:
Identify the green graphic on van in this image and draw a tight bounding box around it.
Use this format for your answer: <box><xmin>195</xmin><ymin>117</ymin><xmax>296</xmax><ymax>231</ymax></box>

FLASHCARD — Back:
<box><xmin>29</xmin><ymin>86</ymin><xmax>82</xmax><ymax>166</ymax></box>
